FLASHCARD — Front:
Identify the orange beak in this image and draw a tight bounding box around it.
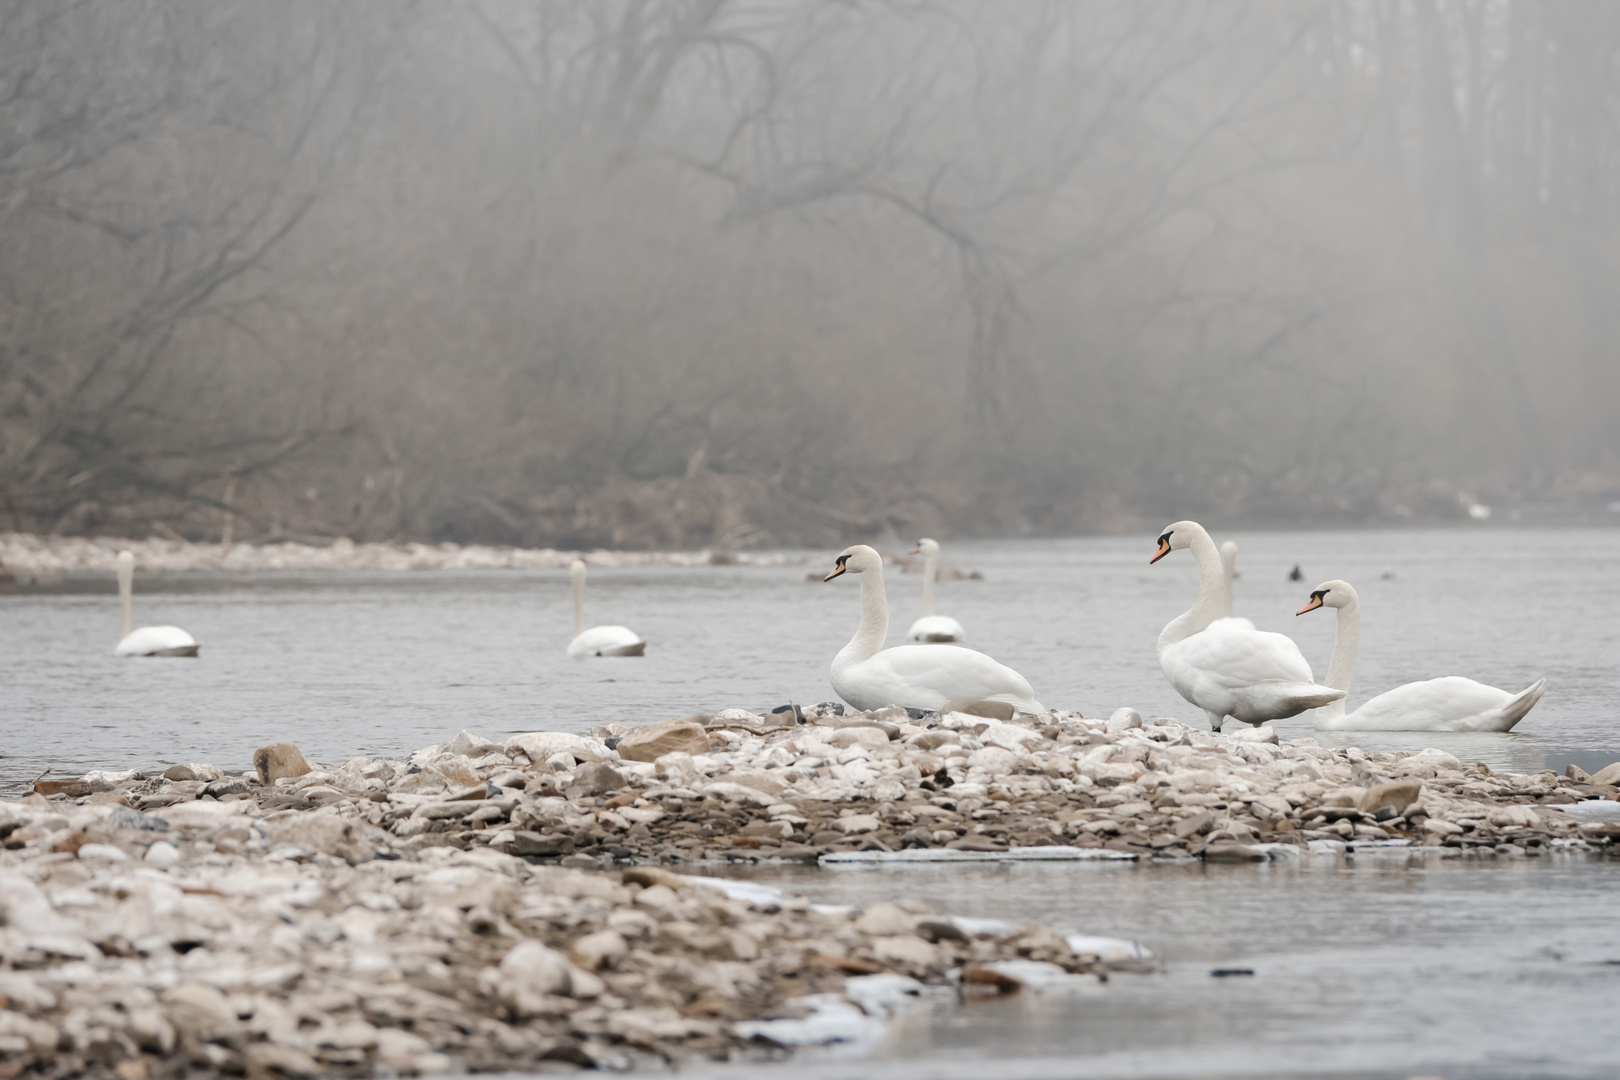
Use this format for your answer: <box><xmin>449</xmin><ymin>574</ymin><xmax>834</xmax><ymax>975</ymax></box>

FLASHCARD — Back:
<box><xmin>823</xmin><ymin>563</ymin><xmax>847</xmax><ymax>582</ymax></box>
<box><xmin>908</xmin><ymin>544</ymin><xmax>921</xmax><ymax>555</ymax></box>
<box><xmin>1296</xmin><ymin>594</ymin><xmax>1323</xmax><ymax>615</ymax></box>
<box><xmin>1149</xmin><ymin>536</ymin><xmax>1172</xmax><ymax>564</ymax></box>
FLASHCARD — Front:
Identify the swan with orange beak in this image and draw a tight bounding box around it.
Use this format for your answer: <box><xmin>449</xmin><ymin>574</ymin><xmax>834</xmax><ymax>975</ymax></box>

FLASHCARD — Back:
<box><xmin>1151</xmin><ymin>521</ymin><xmax>1342</xmax><ymax>731</ymax></box>
<box><xmin>1297</xmin><ymin>578</ymin><xmax>1544</xmax><ymax>731</ymax></box>
<box><xmin>824</xmin><ymin>545</ymin><xmax>1042</xmax><ymax>715</ymax></box>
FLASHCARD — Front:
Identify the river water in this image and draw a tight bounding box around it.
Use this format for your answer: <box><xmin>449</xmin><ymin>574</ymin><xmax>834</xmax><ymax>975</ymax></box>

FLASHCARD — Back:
<box><xmin>696</xmin><ymin>850</ymin><xmax>1620</xmax><ymax>1080</ymax></box>
<box><xmin>3</xmin><ymin>526</ymin><xmax>1619</xmax><ymax>1077</ymax></box>
<box><xmin>3</xmin><ymin>527</ymin><xmax>1616</xmax><ymax>787</ymax></box>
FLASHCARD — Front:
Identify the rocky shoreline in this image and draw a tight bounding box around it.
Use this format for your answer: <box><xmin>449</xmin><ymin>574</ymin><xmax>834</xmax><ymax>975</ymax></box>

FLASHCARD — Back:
<box><xmin>5</xmin><ymin>705</ymin><xmax>1620</xmax><ymax>1077</ymax></box>
<box><xmin>0</xmin><ymin>534</ymin><xmax>801</xmax><ymax>578</ymax></box>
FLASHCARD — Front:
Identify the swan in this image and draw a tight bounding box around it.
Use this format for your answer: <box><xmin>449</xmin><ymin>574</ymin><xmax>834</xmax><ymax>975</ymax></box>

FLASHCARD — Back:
<box><xmin>824</xmin><ymin>545</ymin><xmax>1043</xmax><ymax>716</ymax></box>
<box><xmin>1297</xmin><ymin>579</ymin><xmax>1546</xmax><ymax>731</ymax></box>
<box><xmin>113</xmin><ymin>550</ymin><xmax>199</xmax><ymax>657</ymax></box>
<box><xmin>566</xmin><ymin>559</ymin><xmax>646</xmax><ymax>657</ymax></box>
<box><xmin>1210</xmin><ymin>539</ymin><xmax>1255</xmax><ymax>631</ymax></box>
<box><xmin>1151</xmin><ymin>521</ymin><xmax>1341</xmax><ymax>730</ymax></box>
<box><xmin>906</xmin><ymin>538</ymin><xmax>965</xmax><ymax>643</ymax></box>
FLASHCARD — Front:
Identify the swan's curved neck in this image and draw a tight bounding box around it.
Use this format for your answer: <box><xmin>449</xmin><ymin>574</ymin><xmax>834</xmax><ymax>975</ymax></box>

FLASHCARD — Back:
<box><xmin>1158</xmin><ymin>528</ymin><xmax>1224</xmax><ymax>653</ymax></box>
<box><xmin>1220</xmin><ymin>553</ymin><xmax>1235</xmax><ymax>619</ymax></box>
<box><xmin>572</xmin><ymin>571</ymin><xmax>585</xmax><ymax>636</ymax></box>
<box><xmin>921</xmin><ymin>550</ymin><xmax>937</xmax><ymax>617</ymax></box>
<box><xmin>118</xmin><ymin>563</ymin><xmax>133</xmax><ymax>640</ymax></box>
<box><xmin>838</xmin><ymin>569</ymin><xmax>890</xmax><ymax>667</ymax></box>
<box><xmin>1322</xmin><ymin>599</ymin><xmax>1359</xmax><ymax>719</ymax></box>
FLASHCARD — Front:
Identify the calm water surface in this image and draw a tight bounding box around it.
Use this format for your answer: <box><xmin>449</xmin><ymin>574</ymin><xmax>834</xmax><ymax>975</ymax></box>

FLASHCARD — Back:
<box><xmin>695</xmin><ymin>852</ymin><xmax>1620</xmax><ymax>1079</ymax></box>
<box><xmin>2</xmin><ymin>528</ymin><xmax>1618</xmax><ymax>788</ymax></box>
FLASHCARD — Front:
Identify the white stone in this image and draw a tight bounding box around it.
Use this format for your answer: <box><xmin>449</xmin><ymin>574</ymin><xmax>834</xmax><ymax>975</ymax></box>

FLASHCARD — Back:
<box><xmin>163</xmin><ymin>982</ymin><xmax>240</xmax><ymax>1042</ymax></box>
<box><xmin>571</xmin><ymin>930</ymin><xmax>628</xmax><ymax>971</ymax></box>
<box><xmin>442</xmin><ymin>730</ymin><xmax>501</xmax><ymax>758</ymax></box>
<box><xmin>829</xmin><ymin>727</ymin><xmax>889</xmax><ymax>750</ymax></box>
<box><xmin>727</xmin><ymin>769</ymin><xmax>786</xmax><ymax>796</ymax></box>
<box><xmin>871</xmin><ymin>934</ymin><xmax>939</xmax><ymax>969</ymax></box>
<box><xmin>77</xmin><ymin>843</ymin><xmax>129</xmax><ymax>861</ymax></box>
<box><xmin>966</xmin><ymin>747</ymin><xmax>1019</xmax><ymax>774</ymax></box>
<box><xmin>505</xmin><ymin>731</ymin><xmax>610</xmax><ymax>764</ymax></box>
<box><xmin>839</xmin><ymin>814</ymin><xmax>881</xmax><ymax>835</ymax></box>
<box><xmin>81</xmin><ymin>768</ymin><xmax>141</xmax><ymax>791</ymax></box>
<box><xmin>1106</xmin><ymin>708</ymin><xmax>1144</xmax><ymax>733</ymax></box>
<box><xmin>698</xmin><ymin>782</ymin><xmax>777</xmax><ymax>807</ymax></box>
<box><xmin>854</xmin><ymin>903</ymin><xmax>914</xmax><ymax>936</ymax></box>
<box><xmin>496</xmin><ymin>940</ymin><xmax>577</xmax><ymax>1012</ymax></box>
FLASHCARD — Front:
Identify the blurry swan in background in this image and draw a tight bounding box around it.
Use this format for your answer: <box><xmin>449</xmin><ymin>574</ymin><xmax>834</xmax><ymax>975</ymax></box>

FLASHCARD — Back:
<box><xmin>1298</xmin><ymin>578</ymin><xmax>1545</xmax><ymax>731</ymax></box>
<box><xmin>1152</xmin><ymin>521</ymin><xmax>1341</xmax><ymax>730</ymax></box>
<box><xmin>906</xmin><ymin>538</ymin><xmax>965</xmax><ymax>643</ymax></box>
<box><xmin>566</xmin><ymin>559</ymin><xmax>646</xmax><ymax>657</ymax></box>
<box><xmin>825</xmin><ymin>545</ymin><xmax>1043</xmax><ymax>715</ymax></box>
<box><xmin>113</xmin><ymin>550</ymin><xmax>200</xmax><ymax>657</ymax></box>
<box><xmin>1210</xmin><ymin>538</ymin><xmax>1255</xmax><ymax>631</ymax></box>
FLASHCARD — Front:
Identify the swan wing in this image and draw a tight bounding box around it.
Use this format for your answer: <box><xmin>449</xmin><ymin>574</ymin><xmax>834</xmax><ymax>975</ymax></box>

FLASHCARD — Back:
<box><xmin>115</xmin><ymin>625</ymin><xmax>199</xmax><ymax>657</ymax></box>
<box><xmin>907</xmin><ymin>615</ymin><xmax>966</xmax><ymax>642</ymax></box>
<box><xmin>1326</xmin><ymin>676</ymin><xmax>1545</xmax><ymax>732</ymax></box>
<box><xmin>1164</xmin><ymin>623</ymin><xmax>1316</xmax><ymax>688</ymax></box>
<box><xmin>836</xmin><ymin>644</ymin><xmax>1042</xmax><ymax>714</ymax></box>
<box><xmin>568</xmin><ymin>625</ymin><xmax>647</xmax><ymax>657</ymax></box>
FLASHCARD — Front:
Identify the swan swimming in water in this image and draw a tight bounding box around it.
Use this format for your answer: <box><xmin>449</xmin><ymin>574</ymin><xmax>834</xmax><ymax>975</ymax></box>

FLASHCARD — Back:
<box><xmin>824</xmin><ymin>545</ymin><xmax>1043</xmax><ymax>715</ymax></box>
<box><xmin>1152</xmin><ymin>521</ymin><xmax>1341</xmax><ymax>730</ymax></box>
<box><xmin>1297</xmin><ymin>578</ymin><xmax>1546</xmax><ymax>731</ymax></box>
<box><xmin>113</xmin><ymin>550</ymin><xmax>200</xmax><ymax>657</ymax></box>
<box><xmin>906</xmin><ymin>538</ymin><xmax>965</xmax><ymax>643</ymax></box>
<box><xmin>566</xmin><ymin>559</ymin><xmax>646</xmax><ymax>657</ymax></box>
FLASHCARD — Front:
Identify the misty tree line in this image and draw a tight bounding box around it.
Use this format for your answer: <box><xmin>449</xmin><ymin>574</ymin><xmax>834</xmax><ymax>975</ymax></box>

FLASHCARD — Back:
<box><xmin>2</xmin><ymin>0</ymin><xmax>1617</xmax><ymax>549</ymax></box>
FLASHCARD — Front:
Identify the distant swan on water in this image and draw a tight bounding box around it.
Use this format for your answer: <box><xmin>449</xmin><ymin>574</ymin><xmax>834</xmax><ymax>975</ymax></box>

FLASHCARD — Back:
<box><xmin>113</xmin><ymin>550</ymin><xmax>200</xmax><ymax>657</ymax></box>
<box><xmin>1297</xmin><ymin>579</ymin><xmax>1545</xmax><ymax>731</ymax></box>
<box><xmin>1152</xmin><ymin>521</ymin><xmax>1341</xmax><ymax>730</ymax></box>
<box><xmin>824</xmin><ymin>545</ymin><xmax>1042</xmax><ymax>715</ymax></box>
<box><xmin>566</xmin><ymin>559</ymin><xmax>646</xmax><ymax>657</ymax></box>
<box><xmin>906</xmin><ymin>538</ymin><xmax>965</xmax><ymax>643</ymax></box>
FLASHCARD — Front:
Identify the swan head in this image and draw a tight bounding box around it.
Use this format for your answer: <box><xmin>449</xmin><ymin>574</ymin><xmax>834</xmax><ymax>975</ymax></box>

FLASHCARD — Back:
<box><xmin>908</xmin><ymin>538</ymin><xmax>940</xmax><ymax>557</ymax></box>
<box><xmin>1150</xmin><ymin>520</ymin><xmax>1201</xmax><ymax>564</ymax></box>
<box><xmin>824</xmin><ymin>544</ymin><xmax>882</xmax><ymax>582</ymax></box>
<box><xmin>1298</xmin><ymin>578</ymin><xmax>1357</xmax><ymax>615</ymax></box>
<box><xmin>570</xmin><ymin>558</ymin><xmax>586</xmax><ymax>580</ymax></box>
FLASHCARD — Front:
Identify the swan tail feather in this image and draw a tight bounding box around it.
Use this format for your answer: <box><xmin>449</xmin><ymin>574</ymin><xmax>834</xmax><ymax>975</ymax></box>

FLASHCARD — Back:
<box><xmin>1290</xmin><ymin>686</ymin><xmax>1346</xmax><ymax>709</ymax></box>
<box><xmin>1483</xmin><ymin>678</ymin><xmax>1546</xmax><ymax>732</ymax></box>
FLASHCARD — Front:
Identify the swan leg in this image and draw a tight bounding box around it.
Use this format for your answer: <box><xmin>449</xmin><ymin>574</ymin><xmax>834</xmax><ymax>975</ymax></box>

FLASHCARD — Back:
<box><xmin>1205</xmin><ymin>711</ymin><xmax>1225</xmax><ymax>732</ymax></box>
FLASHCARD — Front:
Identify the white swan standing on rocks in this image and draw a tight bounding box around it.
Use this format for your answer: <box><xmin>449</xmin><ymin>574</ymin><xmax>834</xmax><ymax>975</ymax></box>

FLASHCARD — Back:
<box><xmin>113</xmin><ymin>550</ymin><xmax>199</xmax><ymax>657</ymax></box>
<box><xmin>1298</xmin><ymin>578</ymin><xmax>1546</xmax><ymax>731</ymax></box>
<box><xmin>566</xmin><ymin>559</ymin><xmax>646</xmax><ymax>657</ymax></box>
<box><xmin>825</xmin><ymin>545</ymin><xmax>1043</xmax><ymax>715</ymax></box>
<box><xmin>906</xmin><ymin>538</ymin><xmax>965</xmax><ymax>643</ymax></box>
<box><xmin>1152</xmin><ymin>521</ymin><xmax>1341</xmax><ymax>730</ymax></box>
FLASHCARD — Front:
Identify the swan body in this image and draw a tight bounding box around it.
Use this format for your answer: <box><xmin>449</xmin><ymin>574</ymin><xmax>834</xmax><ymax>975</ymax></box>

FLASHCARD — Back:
<box><xmin>1298</xmin><ymin>579</ymin><xmax>1545</xmax><ymax>731</ymax></box>
<box><xmin>566</xmin><ymin>559</ymin><xmax>646</xmax><ymax>657</ymax></box>
<box><xmin>1152</xmin><ymin>522</ymin><xmax>1341</xmax><ymax>730</ymax></box>
<box><xmin>113</xmin><ymin>551</ymin><xmax>199</xmax><ymax>657</ymax></box>
<box><xmin>906</xmin><ymin>538</ymin><xmax>965</xmax><ymax>642</ymax></box>
<box><xmin>825</xmin><ymin>545</ymin><xmax>1042</xmax><ymax>716</ymax></box>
